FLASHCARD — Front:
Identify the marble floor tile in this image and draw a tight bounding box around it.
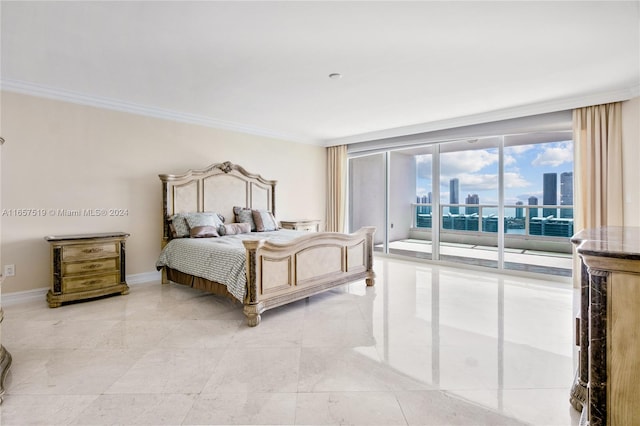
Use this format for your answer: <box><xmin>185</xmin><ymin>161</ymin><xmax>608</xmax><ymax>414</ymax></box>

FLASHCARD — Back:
<box><xmin>105</xmin><ymin>348</ymin><xmax>224</xmax><ymax>394</ymax></box>
<box><xmin>452</xmin><ymin>388</ymin><xmax>582</xmax><ymax>426</ymax></box>
<box><xmin>1</xmin><ymin>256</ymin><xmax>579</xmax><ymax>425</ymax></box>
<box><xmin>297</xmin><ymin>346</ymin><xmax>430</xmax><ymax>392</ymax></box>
<box><xmin>201</xmin><ymin>347</ymin><xmax>301</xmax><ymax>393</ymax></box>
<box><xmin>295</xmin><ymin>391</ymin><xmax>407</xmax><ymax>425</ymax></box>
<box><xmin>70</xmin><ymin>393</ymin><xmax>197</xmax><ymax>425</ymax></box>
<box><xmin>302</xmin><ymin>318</ymin><xmax>374</xmax><ymax>348</ymax></box>
<box><xmin>395</xmin><ymin>390</ymin><xmax>530</xmax><ymax>426</ymax></box>
<box><xmin>229</xmin><ymin>316</ymin><xmax>304</xmax><ymax>348</ymax></box>
<box><xmin>8</xmin><ymin>349</ymin><xmax>143</xmax><ymax>395</ymax></box>
<box><xmin>0</xmin><ymin>394</ymin><xmax>99</xmax><ymax>426</ymax></box>
<box><xmin>158</xmin><ymin>319</ymin><xmax>242</xmax><ymax>349</ymax></box>
<box><xmin>183</xmin><ymin>392</ymin><xmax>297</xmax><ymax>425</ymax></box>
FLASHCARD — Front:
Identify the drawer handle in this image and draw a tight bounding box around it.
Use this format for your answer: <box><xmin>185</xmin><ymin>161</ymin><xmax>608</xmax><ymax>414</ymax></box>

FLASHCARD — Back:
<box><xmin>82</xmin><ymin>264</ymin><xmax>103</xmax><ymax>270</ymax></box>
<box><xmin>84</xmin><ymin>279</ymin><xmax>104</xmax><ymax>286</ymax></box>
<box><xmin>82</xmin><ymin>247</ymin><xmax>104</xmax><ymax>254</ymax></box>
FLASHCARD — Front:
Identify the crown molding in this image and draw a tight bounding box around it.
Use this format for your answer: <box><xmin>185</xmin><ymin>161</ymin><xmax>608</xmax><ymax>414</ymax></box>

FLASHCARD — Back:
<box><xmin>3</xmin><ymin>78</ymin><xmax>637</xmax><ymax>149</ymax></box>
<box><xmin>326</xmin><ymin>85</ymin><xmax>640</xmax><ymax>146</ymax></box>
<box><xmin>0</xmin><ymin>79</ymin><xmax>320</xmax><ymax>146</ymax></box>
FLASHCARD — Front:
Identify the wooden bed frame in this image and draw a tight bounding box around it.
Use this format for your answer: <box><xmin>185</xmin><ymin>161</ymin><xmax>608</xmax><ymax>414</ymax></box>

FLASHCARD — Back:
<box><xmin>159</xmin><ymin>161</ymin><xmax>375</xmax><ymax>326</ymax></box>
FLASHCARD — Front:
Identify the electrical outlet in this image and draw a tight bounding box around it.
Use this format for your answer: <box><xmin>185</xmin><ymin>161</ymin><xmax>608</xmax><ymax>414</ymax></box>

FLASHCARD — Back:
<box><xmin>4</xmin><ymin>264</ymin><xmax>15</xmax><ymax>277</ymax></box>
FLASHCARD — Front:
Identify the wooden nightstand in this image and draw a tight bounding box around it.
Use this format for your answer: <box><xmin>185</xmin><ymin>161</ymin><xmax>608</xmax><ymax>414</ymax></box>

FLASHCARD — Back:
<box><xmin>279</xmin><ymin>220</ymin><xmax>321</xmax><ymax>232</ymax></box>
<box><xmin>45</xmin><ymin>232</ymin><xmax>130</xmax><ymax>307</ymax></box>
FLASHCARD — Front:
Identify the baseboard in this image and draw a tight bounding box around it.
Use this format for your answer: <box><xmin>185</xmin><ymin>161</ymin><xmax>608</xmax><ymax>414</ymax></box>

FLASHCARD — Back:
<box><xmin>2</xmin><ymin>271</ymin><xmax>162</xmax><ymax>306</ymax></box>
<box><xmin>127</xmin><ymin>271</ymin><xmax>162</xmax><ymax>285</ymax></box>
<box><xmin>1</xmin><ymin>287</ymin><xmax>48</xmax><ymax>306</ymax></box>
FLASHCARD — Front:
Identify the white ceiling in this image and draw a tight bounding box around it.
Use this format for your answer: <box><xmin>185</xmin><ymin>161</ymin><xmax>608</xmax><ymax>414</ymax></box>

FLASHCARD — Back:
<box><xmin>2</xmin><ymin>1</ymin><xmax>639</xmax><ymax>146</ymax></box>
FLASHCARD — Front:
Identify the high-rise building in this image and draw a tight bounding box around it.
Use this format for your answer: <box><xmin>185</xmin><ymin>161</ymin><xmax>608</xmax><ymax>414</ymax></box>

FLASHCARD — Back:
<box><xmin>560</xmin><ymin>171</ymin><xmax>573</xmax><ymax>218</ymax></box>
<box><xmin>450</xmin><ymin>178</ymin><xmax>459</xmax><ymax>214</ymax></box>
<box><xmin>465</xmin><ymin>193</ymin><xmax>479</xmax><ymax>215</ymax></box>
<box><xmin>543</xmin><ymin>173</ymin><xmax>557</xmax><ymax>218</ymax></box>
<box><xmin>515</xmin><ymin>201</ymin><xmax>524</xmax><ymax>219</ymax></box>
<box><xmin>528</xmin><ymin>196</ymin><xmax>539</xmax><ymax>219</ymax></box>
<box><xmin>416</xmin><ymin>194</ymin><xmax>432</xmax><ymax>214</ymax></box>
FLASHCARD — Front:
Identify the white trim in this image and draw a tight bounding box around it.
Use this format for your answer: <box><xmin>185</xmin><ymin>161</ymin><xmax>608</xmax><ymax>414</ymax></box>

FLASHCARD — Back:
<box><xmin>127</xmin><ymin>271</ymin><xmax>161</xmax><ymax>285</ymax></box>
<box><xmin>2</xmin><ymin>287</ymin><xmax>48</xmax><ymax>306</ymax></box>
<box><xmin>3</xmin><ymin>78</ymin><xmax>637</xmax><ymax>149</ymax></box>
<box><xmin>1</xmin><ymin>271</ymin><xmax>161</xmax><ymax>306</ymax></box>
<box><xmin>0</xmin><ymin>79</ymin><xmax>318</xmax><ymax>146</ymax></box>
<box><xmin>328</xmin><ymin>85</ymin><xmax>640</xmax><ymax>146</ymax></box>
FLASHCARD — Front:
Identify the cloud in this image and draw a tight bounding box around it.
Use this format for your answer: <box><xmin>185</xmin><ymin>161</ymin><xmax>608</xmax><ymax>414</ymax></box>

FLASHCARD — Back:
<box><xmin>416</xmin><ymin>154</ymin><xmax>432</xmax><ymax>179</ymax></box>
<box><xmin>507</xmin><ymin>145</ymin><xmax>535</xmax><ymax>155</ymax></box>
<box><xmin>417</xmin><ymin>150</ymin><xmax>502</xmax><ymax>180</ymax></box>
<box><xmin>416</xmin><ymin>186</ymin><xmax>430</xmax><ymax>196</ymax></box>
<box><xmin>532</xmin><ymin>142</ymin><xmax>573</xmax><ymax>167</ymax></box>
<box><xmin>441</xmin><ymin>150</ymin><xmax>498</xmax><ymax>176</ymax></box>
<box><xmin>504</xmin><ymin>154</ymin><xmax>517</xmax><ymax>166</ymax></box>
<box><xmin>441</xmin><ymin>172</ymin><xmax>530</xmax><ymax>193</ymax></box>
<box><xmin>504</xmin><ymin>172</ymin><xmax>530</xmax><ymax>189</ymax></box>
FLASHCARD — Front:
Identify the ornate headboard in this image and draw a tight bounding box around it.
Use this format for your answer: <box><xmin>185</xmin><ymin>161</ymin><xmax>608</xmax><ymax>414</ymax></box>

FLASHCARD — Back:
<box><xmin>159</xmin><ymin>161</ymin><xmax>276</xmax><ymax>243</ymax></box>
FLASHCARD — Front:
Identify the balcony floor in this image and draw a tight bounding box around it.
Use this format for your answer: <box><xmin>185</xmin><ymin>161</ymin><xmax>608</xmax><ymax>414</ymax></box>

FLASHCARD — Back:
<box><xmin>379</xmin><ymin>239</ymin><xmax>573</xmax><ymax>277</ymax></box>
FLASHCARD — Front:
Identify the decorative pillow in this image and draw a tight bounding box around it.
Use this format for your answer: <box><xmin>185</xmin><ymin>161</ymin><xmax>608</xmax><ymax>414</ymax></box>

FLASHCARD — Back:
<box><xmin>169</xmin><ymin>213</ymin><xmax>191</xmax><ymax>238</ymax></box>
<box><xmin>170</xmin><ymin>212</ymin><xmax>224</xmax><ymax>238</ymax></box>
<box><xmin>233</xmin><ymin>206</ymin><xmax>256</xmax><ymax>231</ymax></box>
<box><xmin>185</xmin><ymin>212</ymin><xmax>224</xmax><ymax>229</ymax></box>
<box><xmin>190</xmin><ymin>226</ymin><xmax>220</xmax><ymax>238</ymax></box>
<box><xmin>252</xmin><ymin>209</ymin><xmax>279</xmax><ymax>232</ymax></box>
<box><xmin>222</xmin><ymin>222</ymin><xmax>252</xmax><ymax>235</ymax></box>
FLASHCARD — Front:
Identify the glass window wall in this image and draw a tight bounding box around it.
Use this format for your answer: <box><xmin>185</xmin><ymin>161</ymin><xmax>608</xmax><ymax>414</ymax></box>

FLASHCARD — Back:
<box><xmin>348</xmin><ymin>131</ymin><xmax>574</xmax><ymax>277</ymax></box>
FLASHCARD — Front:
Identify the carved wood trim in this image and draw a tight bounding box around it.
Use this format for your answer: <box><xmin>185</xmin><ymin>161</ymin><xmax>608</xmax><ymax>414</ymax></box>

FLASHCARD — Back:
<box><xmin>159</xmin><ymin>161</ymin><xmax>277</xmax><ymax>243</ymax></box>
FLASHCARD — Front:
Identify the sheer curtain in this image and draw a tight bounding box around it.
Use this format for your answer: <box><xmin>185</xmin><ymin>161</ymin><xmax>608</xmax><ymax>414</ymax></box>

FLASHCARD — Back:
<box><xmin>326</xmin><ymin>145</ymin><xmax>347</xmax><ymax>232</ymax></box>
<box><xmin>572</xmin><ymin>102</ymin><xmax>623</xmax><ymax>286</ymax></box>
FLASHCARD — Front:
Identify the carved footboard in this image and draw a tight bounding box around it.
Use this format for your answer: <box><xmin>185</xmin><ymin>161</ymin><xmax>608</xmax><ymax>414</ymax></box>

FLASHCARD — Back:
<box><xmin>242</xmin><ymin>226</ymin><xmax>375</xmax><ymax>326</ymax></box>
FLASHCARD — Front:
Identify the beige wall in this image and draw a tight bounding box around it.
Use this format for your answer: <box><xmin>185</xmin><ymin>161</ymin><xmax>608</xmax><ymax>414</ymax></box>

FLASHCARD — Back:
<box><xmin>622</xmin><ymin>96</ymin><xmax>640</xmax><ymax>227</ymax></box>
<box><xmin>1</xmin><ymin>92</ymin><xmax>326</xmax><ymax>294</ymax></box>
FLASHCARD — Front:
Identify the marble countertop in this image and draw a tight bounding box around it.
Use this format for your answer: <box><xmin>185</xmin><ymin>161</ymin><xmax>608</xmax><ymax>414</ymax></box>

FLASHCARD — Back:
<box><xmin>44</xmin><ymin>231</ymin><xmax>130</xmax><ymax>242</ymax></box>
<box><xmin>571</xmin><ymin>226</ymin><xmax>640</xmax><ymax>260</ymax></box>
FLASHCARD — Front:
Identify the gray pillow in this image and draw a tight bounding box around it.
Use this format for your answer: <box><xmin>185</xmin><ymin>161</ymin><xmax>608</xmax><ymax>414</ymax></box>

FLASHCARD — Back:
<box><xmin>233</xmin><ymin>206</ymin><xmax>256</xmax><ymax>231</ymax></box>
<box><xmin>221</xmin><ymin>222</ymin><xmax>252</xmax><ymax>235</ymax></box>
<box><xmin>190</xmin><ymin>226</ymin><xmax>220</xmax><ymax>238</ymax></box>
<box><xmin>252</xmin><ymin>209</ymin><xmax>279</xmax><ymax>232</ymax></box>
<box><xmin>185</xmin><ymin>212</ymin><xmax>224</xmax><ymax>229</ymax></box>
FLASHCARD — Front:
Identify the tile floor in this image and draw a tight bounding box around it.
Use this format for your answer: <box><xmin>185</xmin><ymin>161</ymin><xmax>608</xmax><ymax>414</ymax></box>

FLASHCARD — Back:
<box><xmin>1</xmin><ymin>257</ymin><xmax>581</xmax><ymax>425</ymax></box>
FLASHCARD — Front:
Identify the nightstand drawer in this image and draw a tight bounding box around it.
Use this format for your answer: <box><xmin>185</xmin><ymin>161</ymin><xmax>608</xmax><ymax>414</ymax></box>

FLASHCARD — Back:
<box><xmin>63</xmin><ymin>258</ymin><xmax>119</xmax><ymax>275</ymax></box>
<box><xmin>295</xmin><ymin>224</ymin><xmax>318</xmax><ymax>232</ymax></box>
<box><xmin>63</xmin><ymin>242</ymin><xmax>119</xmax><ymax>260</ymax></box>
<box><xmin>62</xmin><ymin>271</ymin><xmax>120</xmax><ymax>293</ymax></box>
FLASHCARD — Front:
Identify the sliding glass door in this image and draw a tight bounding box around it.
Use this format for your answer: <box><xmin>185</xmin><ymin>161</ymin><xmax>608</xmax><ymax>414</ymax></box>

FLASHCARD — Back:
<box><xmin>439</xmin><ymin>138</ymin><xmax>499</xmax><ymax>269</ymax></box>
<box><xmin>348</xmin><ymin>129</ymin><xmax>574</xmax><ymax>277</ymax></box>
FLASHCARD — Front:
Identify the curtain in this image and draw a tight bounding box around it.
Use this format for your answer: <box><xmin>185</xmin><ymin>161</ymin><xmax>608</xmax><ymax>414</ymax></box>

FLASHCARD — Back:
<box><xmin>573</xmin><ymin>102</ymin><xmax>624</xmax><ymax>230</ymax></box>
<box><xmin>326</xmin><ymin>145</ymin><xmax>347</xmax><ymax>232</ymax></box>
<box><xmin>572</xmin><ymin>102</ymin><xmax>623</xmax><ymax>286</ymax></box>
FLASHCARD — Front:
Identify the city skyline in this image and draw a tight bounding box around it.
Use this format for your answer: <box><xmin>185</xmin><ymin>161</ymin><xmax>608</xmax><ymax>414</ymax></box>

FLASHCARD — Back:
<box><xmin>417</xmin><ymin>171</ymin><xmax>573</xmax><ymax>214</ymax></box>
<box><xmin>416</xmin><ymin>140</ymin><xmax>574</xmax><ymax>206</ymax></box>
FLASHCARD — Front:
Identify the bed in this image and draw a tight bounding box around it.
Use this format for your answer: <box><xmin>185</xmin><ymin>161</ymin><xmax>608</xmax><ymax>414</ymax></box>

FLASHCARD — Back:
<box><xmin>156</xmin><ymin>161</ymin><xmax>375</xmax><ymax>326</ymax></box>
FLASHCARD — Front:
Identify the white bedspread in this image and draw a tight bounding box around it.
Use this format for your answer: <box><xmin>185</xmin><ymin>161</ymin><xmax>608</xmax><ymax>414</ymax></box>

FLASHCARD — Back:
<box><xmin>155</xmin><ymin>229</ymin><xmax>304</xmax><ymax>301</ymax></box>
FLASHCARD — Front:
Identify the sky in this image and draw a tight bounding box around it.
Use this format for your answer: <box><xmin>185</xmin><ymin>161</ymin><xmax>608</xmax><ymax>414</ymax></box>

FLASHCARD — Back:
<box><xmin>416</xmin><ymin>140</ymin><xmax>574</xmax><ymax>206</ymax></box>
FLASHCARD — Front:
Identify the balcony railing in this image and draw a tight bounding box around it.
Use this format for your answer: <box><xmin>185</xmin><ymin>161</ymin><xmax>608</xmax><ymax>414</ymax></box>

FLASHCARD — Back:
<box><xmin>413</xmin><ymin>203</ymin><xmax>574</xmax><ymax>238</ymax></box>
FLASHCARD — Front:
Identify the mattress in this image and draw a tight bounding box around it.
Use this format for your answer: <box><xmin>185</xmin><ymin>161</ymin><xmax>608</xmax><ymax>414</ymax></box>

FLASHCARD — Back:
<box><xmin>156</xmin><ymin>229</ymin><xmax>304</xmax><ymax>301</ymax></box>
